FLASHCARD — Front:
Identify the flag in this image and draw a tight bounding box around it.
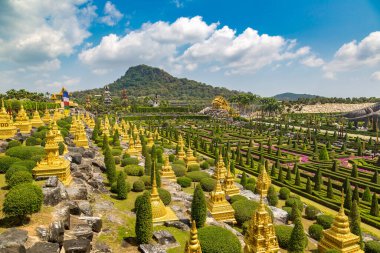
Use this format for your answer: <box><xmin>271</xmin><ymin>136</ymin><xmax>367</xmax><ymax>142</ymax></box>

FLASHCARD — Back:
<box><xmin>62</xmin><ymin>90</ymin><xmax>70</xmax><ymax>109</ymax></box>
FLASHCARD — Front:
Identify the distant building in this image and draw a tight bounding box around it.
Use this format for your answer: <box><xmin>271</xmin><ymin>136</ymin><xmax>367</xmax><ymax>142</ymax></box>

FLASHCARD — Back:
<box><xmin>104</xmin><ymin>85</ymin><xmax>112</xmax><ymax>105</ymax></box>
<box><xmin>51</xmin><ymin>87</ymin><xmax>78</xmax><ymax>108</ymax></box>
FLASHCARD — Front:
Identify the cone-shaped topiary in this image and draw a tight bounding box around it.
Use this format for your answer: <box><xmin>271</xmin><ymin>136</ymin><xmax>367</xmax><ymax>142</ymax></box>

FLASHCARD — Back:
<box><xmin>191</xmin><ymin>184</ymin><xmax>207</xmax><ymax>228</ymax></box>
<box><xmin>370</xmin><ymin>193</ymin><xmax>379</xmax><ymax>217</ymax></box>
<box><xmin>135</xmin><ymin>192</ymin><xmax>153</xmax><ymax>244</ymax></box>
<box><xmin>288</xmin><ymin>217</ymin><xmax>307</xmax><ymax>253</ymax></box>
<box><xmin>116</xmin><ymin>171</ymin><xmax>127</xmax><ymax>200</ymax></box>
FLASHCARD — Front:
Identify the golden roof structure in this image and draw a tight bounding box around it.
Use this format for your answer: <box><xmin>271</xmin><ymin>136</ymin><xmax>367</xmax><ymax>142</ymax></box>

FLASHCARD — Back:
<box><xmin>146</xmin><ymin>132</ymin><xmax>154</xmax><ymax>148</ymax></box>
<box><xmin>256</xmin><ymin>165</ymin><xmax>271</xmax><ymax>197</ymax></box>
<box><xmin>0</xmin><ymin>99</ymin><xmax>17</xmax><ymax>140</ymax></box>
<box><xmin>160</xmin><ymin>154</ymin><xmax>176</xmax><ymax>181</ymax></box>
<box><xmin>184</xmin><ymin>220</ymin><xmax>202</xmax><ymax>253</ymax></box>
<box><xmin>177</xmin><ymin>134</ymin><xmax>186</xmax><ymax>161</ymax></box>
<box><xmin>212</xmin><ymin>152</ymin><xmax>227</xmax><ymax>180</ymax></box>
<box><xmin>74</xmin><ymin>122</ymin><xmax>89</xmax><ymax>149</ymax></box>
<box><xmin>30</xmin><ymin>104</ymin><xmax>44</xmax><ymax>128</ymax></box>
<box><xmin>185</xmin><ymin>145</ymin><xmax>198</xmax><ymax>168</ymax></box>
<box><xmin>223</xmin><ymin>161</ymin><xmax>240</xmax><ymax>196</ymax></box>
<box><xmin>126</xmin><ymin>136</ymin><xmax>139</xmax><ymax>157</ymax></box>
<box><xmin>318</xmin><ymin>192</ymin><xmax>364</xmax><ymax>253</ymax></box>
<box><xmin>14</xmin><ymin>104</ymin><xmax>32</xmax><ymax>134</ymax></box>
<box><xmin>41</xmin><ymin>106</ymin><xmax>52</xmax><ymax>125</ymax></box>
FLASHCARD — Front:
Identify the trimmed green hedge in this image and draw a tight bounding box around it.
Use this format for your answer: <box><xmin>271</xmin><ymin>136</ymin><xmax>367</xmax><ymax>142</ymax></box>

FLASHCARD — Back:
<box><xmin>231</xmin><ymin>199</ymin><xmax>259</xmax><ymax>225</ymax></box>
<box><xmin>198</xmin><ymin>226</ymin><xmax>241</xmax><ymax>253</ymax></box>
<box><xmin>274</xmin><ymin>225</ymin><xmax>293</xmax><ymax>249</ymax></box>
<box><xmin>365</xmin><ymin>240</ymin><xmax>380</xmax><ymax>253</ymax></box>
<box><xmin>132</xmin><ymin>180</ymin><xmax>145</xmax><ymax>192</ymax></box>
<box><xmin>186</xmin><ymin>171</ymin><xmax>210</xmax><ymax>182</ymax></box>
<box><xmin>124</xmin><ymin>165</ymin><xmax>144</xmax><ymax>176</ymax></box>
<box><xmin>200</xmin><ymin>178</ymin><xmax>216</xmax><ymax>192</ymax></box>
<box><xmin>317</xmin><ymin>214</ymin><xmax>334</xmax><ymax>229</ymax></box>
<box><xmin>177</xmin><ymin>177</ymin><xmax>192</xmax><ymax>188</ymax></box>
<box><xmin>6</xmin><ymin>146</ymin><xmax>45</xmax><ymax>161</ymax></box>
<box><xmin>308</xmin><ymin>224</ymin><xmax>323</xmax><ymax>241</ymax></box>
<box><xmin>0</xmin><ymin>156</ymin><xmax>21</xmax><ymax>173</ymax></box>
<box><xmin>172</xmin><ymin>164</ymin><xmax>187</xmax><ymax>177</ymax></box>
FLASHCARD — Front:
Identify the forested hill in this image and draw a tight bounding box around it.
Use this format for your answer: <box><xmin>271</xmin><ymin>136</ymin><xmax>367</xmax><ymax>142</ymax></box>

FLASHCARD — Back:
<box><xmin>273</xmin><ymin>92</ymin><xmax>319</xmax><ymax>101</ymax></box>
<box><xmin>72</xmin><ymin>65</ymin><xmax>243</xmax><ymax>102</ymax></box>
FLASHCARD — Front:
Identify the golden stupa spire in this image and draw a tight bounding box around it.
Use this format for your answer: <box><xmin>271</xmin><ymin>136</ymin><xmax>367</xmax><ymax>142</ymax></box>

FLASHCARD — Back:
<box><xmin>223</xmin><ymin>160</ymin><xmax>240</xmax><ymax>196</ymax></box>
<box><xmin>185</xmin><ymin>220</ymin><xmax>202</xmax><ymax>253</ymax></box>
<box><xmin>212</xmin><ymin>149</ymin><xmax>227</xmax><ymax>179</ymax></box>
<box><xmin>1</xmin><ymin>99</ymin><xmax>6</xmax><ymax>113</ymax></box>
<box><xmin>152</xmin><ymin>161</ymin><xmax>158</xmax><ymax>196</ymax></box>
<box><xmin>256</xmin><ymin>164</ymin><xmax>271</xmax><ymax>197</ymax></box>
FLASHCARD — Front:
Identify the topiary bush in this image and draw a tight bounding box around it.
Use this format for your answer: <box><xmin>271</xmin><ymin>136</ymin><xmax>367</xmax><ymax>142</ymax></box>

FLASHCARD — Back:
<box><xmin>200</xmin><ymin>178</ymin><xmax>216</xmax><ymax>192</ymax></box>
<box><xmin>177</xmin><ymin>177</ymin><xmax>192</xmax><ymax>188</ymax></box>
<box><xmin>58</xmin><ymin>142</ymin><xmax>65</xmax><ymax>155</ymax></box>
<box><xmin>230</xmin><ymin>195</ymin><xmax>248</xmax><ymax>204</ymax></box>
<box><xmin>132</xmin><ymin>180</ymin><xmax>145</xmax><ymax>192</ymax></box>
<box><xmin>173</xmin><ymin>160</ymin><xmax>186</xmax><ymax>166</ymax></box>
<box><xmin>200</xmin><ymin>161</ymin><xmax>210</xmax><ymax>170</ymax></box>
<box><xmin>124</xmin><ymin>165</ymin><xmax>144</xmax><ymax>176</ymax></box>
<box><xmin>285</xmin><ymin>196</ymin><xmax>304</xmax><ymax>212</ymax></box>
<box><xmin>186</xmin><ymin>171</ymin><xmax>210</xmax><ymax>182</ymax></box>
<box><xmin>245</xmin><ymin>183</ymin><xmax>256</xmax><ymax>192</ymax></box>
<box><xmin>365</xmin><ymin>240</ymin><xmax>380</xmax><ymax>253</ymax></box>
<box><xmin>305</xmin><ymin>205</ymin><xmax>320</xmax><ymax>220</ymax></box>
<box><xmin>198</xmin><ymin>226</ymin><xmax>241</xmax><ymax>253</ymax></box>
<box><xmin>308</xmin><ymin>224</ymin><xmax>323</xmax><ymax>241</ymax></box>
<box><xmin>6</xmin><ymin>146</ymin><xmax>45</xmax><ymax>161</ymax></box>
<box><xmin>5</xmin><ymin>165</ymin><xmax>29</xmax><ymax>183</ymax></box>
<box><xmin>7</xmin><ymin>140</ymin><xmax>21</xmax><ymax>149</ymax></box>
<box><xmin>0</xmin><ymin>156</ymin><xmax>21</xmax><ymax>173</ymax></box>
<box><xmin>12</xmin><ymin>160</ymin><xmax>36</xmax><ymax>170</ymax></box>
<box><xmin>247</xmin><ymin>177</ymin><xmax>256</xmax><ymax>185</ymax></box>
<box><xmin>275</xmin><ymin>225</ymin><xmax>293</xmax><ymax>249</ymax></box>
<box><xmin>279</xmin><ymin>187</ymin><xmax>291</xmax><ymax>200</ymax></box>
<box><xmin>8</xmin><ymin>171</ymin><xmax>33</xmax><ymax>188</ymax></box>
<box><xmin>172</xmin><ymin>164</ymin><xmax>187</xmax><ymax>177</ymax></box>
<box><xmin>158</xmin><ymin>188</ymin><xmax>171</xmax><ymax>205</ymax></box>
<box><xmin>231</xmin><ymin>199</ymin><xmax>259</xmax><ymax>225</ymax></box>
<box><xmin>25</xmin><ymin>137</ymin><xmax>42</xmax><ymax>146</ymax></box>
<box><xmin>111</xmin><ymin>148</ymin><xmax>122</xmax><ymax>156</ymax></box>
<box><xmin>317</xmin><ymin>214</ymin><xmax>334</xmax><ymax>229</ymax></box>
<box><xmin>121</xmin><ymin>157</ymin><xmax>139</xmax><ymax>167</ymax></box>
<box><xmin>187</xmin><ymin>164</ymin><xmax>200</xmax><ymax>172</ymax></box>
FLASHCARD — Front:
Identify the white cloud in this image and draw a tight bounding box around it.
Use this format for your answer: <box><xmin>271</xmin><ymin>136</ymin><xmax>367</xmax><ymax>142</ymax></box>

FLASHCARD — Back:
<box><xmin>323</xmin><ymin>31</ymin><xmax>380</xmax><ymax>77</ymax></box>
<box><xmin>301</xmin><ymin>55</ymin><xmax>324</xmax><ymax>67</ymax></box>
<box><xmin>79</xmin><ymin>16</ymin><xmax>312</xmax><ymax>75</ymax></box>
<box><xmin>100</xmin><ymin>1</ymin><xmax>123</xmax><ymax>26</ymax></box>
<box><xmin>172</xmin><ymin>0</ymin><xmax>184</xmax><ymax>8</ymax></box>
<box><xmin>371</xmin><ymin>71</ymin><xmax>380</xmax><ymax>81</ymax></box>
<box><xmin>0</xmin><ymin>0</ymin><xmax>96</xmax><ymax>68</ymax></box>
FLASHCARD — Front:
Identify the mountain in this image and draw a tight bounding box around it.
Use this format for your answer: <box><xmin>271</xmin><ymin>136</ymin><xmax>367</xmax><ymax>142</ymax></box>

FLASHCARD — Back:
<box><xmin>72</xmin><ymin>65</ymin><xmax>243</xmax><ymax>103</ymax></box>
<box><xmin>273</xmin><ymin>92</ymin><xmax>320</xmax><ymax>101</ymax></box>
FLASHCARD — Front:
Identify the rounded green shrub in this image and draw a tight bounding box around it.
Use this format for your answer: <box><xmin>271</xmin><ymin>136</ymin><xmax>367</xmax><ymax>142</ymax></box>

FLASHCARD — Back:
<box><xmin>230</xmin><ymin>195</ymin><xmax>248</xmax><ymax>204</ymax></box>
<box><xmin>177</xmin><ymin>176</ymin><xmax>192</xmax><ymax>188</ymax></box>
<box><xmin>275</xmin><ymin>225</ymin><xmax>293</xmax><ymax>249</ymax></box>
<box><xmin>168</xmin><ymin>154</ymin><xmax>175</xmax><ymax>162</ymax></box>
<box><xmin>172</xmin><ymin>164</ymin><xmax>186</xmax><ymax>177</ymax></box>
<box><xmin>279</xmin><ymin>187</ymin><xmax>291</xmax><ymax>200</ymax></box>
<box><xmin>245</xmin><ymin>183</ymin><xmax>256</xmax><ymax>192</ymax></box>
<box><xmin>206</xmin><ymin>158</ymin><xmax>215</xmax><ymax>165</ymax></box>
<box><xmin>5</xmin><ymin>165</ymin><xmax>29</xmax><ymax>183</ymax></box>
<box><xmin>186</xmin><ymin>171</ymin><xmax>210</xmax><ymax>182</ymax></box>
<box><xmin>200</xmin><ymin>178</ymin><xmax>216</xmax><ymax>192</ymax></box>
<box><xmin>26</xmin><ymin>137</ymin><xmax>41</xmax><ymax>146</ymax></box>
<box><xmin>6</xmin><ymin>146</ymin><xmax>45</xmax><ymax>160</ymax></box>
<box><xmin>200</xmin><ymin>161</ymin><xmax>210</xmax><ymax>170</ymax></box>
<box><xmin>173</xmin><ymin>160</ymin><xmax>186</xmax><ymax>166</ymax></box>
<box><xmin>231</xmin><ymin>199</ymin><xmax>259</xmax><ymax>225</ymax></box>
<box><xmin>285</xmin><ymin>196</ymin><xmax>304</xmax><ymax>212</ymax></box>
<box><xmin>124</xmin><ymin>165</ymin><xmax>144</xmax><ymax>176</ymax></box>
<box><xmin>247</xmin><ymin>177</ymin><xmax>256</xmax><ymax>185</ymax></box>
<box><xmin>365</xmin><ymin>240</ymin><xmax>380</xmax><ymax>253</ymax></box>
<box><xmin>308</xmin><ymin>224</ymin><xmax>323</xmax><ymax>241</ymax></box>
<box><xmin>141</xmin><ymin>176</ymin><xmax>151</xmax><ymax>187</ymax></box>
<box><xmin>111</xmin><ymin>148</ymin><xmax>122</xmax><ymax>156</ymax></box>
<box><xmin>305</xmin><ymin>205</ymin><xmax>320</xmax><ymax>220</ymax></box>
<box><xmin>8</xmin><ymin>171</ymin><xmax>33</xmax><ymax>188</ymax></box>
<box><xmin>198</xmin><ymin>226</ymin><xmax>241</xmax><ymax>253</ymax></box>
<box><xmin>317</xmin><ymin>214</ymin><xmax>334</xmax><ymax>229</ymax></box>
<box><xmin>0</xmin><ymin>156</ymin><xmax>21</xmax><ymax>173</ymax></box>
<box><xmin>188</xmin><ymin>164</ymin><xmax>201</xmax><ymax>172</ymax></box>
<box><xmin>132</xmin><ymin>180</ymin><xmax>145</xmax><ymax>192</ymax></box>
<box><xmin>158</xmin><ymin>188</ymin><xmax>171</xmax><ymax>205</ymax></box>
<box><xmin>282</xmin><ymin>206</ymin><xmax>292</xmax><ymax>217</ymax></box>
<box><xmin>121</xmin><ymin>157</ymin><xmax>139</xmax><ymax>167</ymax></box>
<box><xmin>7</xmin><ymin>140</ymin><xmax>21</xmax><ymax>149</ymax></box>
<box><xmin>12</xmin><ymin>160</ymin><xmax>36</xmax><ymax>170</ymax></box>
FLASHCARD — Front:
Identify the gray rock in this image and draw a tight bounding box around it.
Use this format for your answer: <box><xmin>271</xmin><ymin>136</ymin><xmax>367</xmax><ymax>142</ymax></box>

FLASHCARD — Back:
<box><xmin>43</xmin><ymin>181</ymin><xmax>68</xmax><ymax>206</ymax></box>
<box><xmin>35</xmin><ymin>226</ymin><xmax>49</xmax><ymax>241</ymax></box>
<box><xmin>153</xmin><ymin>230</ymin><xmax>177</xmax><ymax>246</ymax></box>
<box><xmin>77</xmin><ymin>200</ymin><xmax>93</xmax><ymax>216</ymax></box>
<box><xmin>83</xmin><ymin>150</ymin><xmax>95</xmax><ymax>159</ymax></box>
<box><xmin>70</xmin><ymin>153</ymin><xmax>83</xmax><ymax>165</ymax></box>
<box><xmin>44</xmin><ymin>176</ymin><xmax>58</xmax><ymax>187</ymax></box>
<box><xmin>0</xmin><ymin>228</ymin><xmax>28</xmax><ymax>253</ymax></box>
<box><xmin>165</xmin><ymin>220</ymin><xmax>190</xmax><ymax>231</ymax></box>
<box><xmin>92</xmin><ymin>243</ymin><xmax>111</xmax><ymax>253</ymax></box>
<box><xmin>26</xmin><ymin>242</ymin><xmax>60</xmax><ymax>253</ymax></box>
<box><xmin>65</xmin><ymin>137</ymin><xmax>75</xmax><ymax>147</ymax></box>
<box><xmin>53</xmin><ymin>203</ymin><xmax>70</xmax><ymax>229</ymax></box>
<box><xmin>63</xmin><ymin>239</ymin><xmax>91</xmax><ymax>253</ymax></box>
<box><xmin>66</xmin><ymin>200</ymin><xmax>81</xmax><ymax>215</ymax></box>
<box><xmin>79</xmin><ymin>216</ymin><xmax>102</xmax><ymax>233</ymax></box>
<box><xmin>0</xmin><ymin>140</ymin><xmax>8</xmax><ymax>153</ymax></box>
<box><xmin>92</xmin><ymin>158</ymin><xmax>106</xmax><ymax>172</ymax></box>
<box><xmin>139</xmin><ymin>244</ymin><xmax>166</xmax><ymax>253</ymax></box>
<box><xmin>69</xmin><ymin>224</ymin><xmax>93</xmax><ymax>241</ymax></box>
<box><xmin>66</xmin><ymin>180</ymin><xmax>88</xmax><ymax>200</ymax></box>
<box><xmin>48</xmin><ymin>221</ymin><xmax>64</xmax><ymax>245</ymax></box>
<box><xmin>67</xmin><ymin>147</ymin><xmax>85</xmax><ymax>154</ymax></box>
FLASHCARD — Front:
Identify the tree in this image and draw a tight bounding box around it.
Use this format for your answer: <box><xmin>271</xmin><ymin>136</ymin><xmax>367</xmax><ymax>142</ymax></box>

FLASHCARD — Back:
<box><xmin>104</xmin><ymin>147</ymin><xmax>116</xmax><ymax>184</ymax></box>
<box><xmin>349</xmin><ymin>200</ymin><xmax>363</xmax><ymax>249</ymax></box>
<box><xmin>116</xmin><ymin>171</ymin><xmax>127</xmax><ymax>200</ymax></box>
<box><xmin>135</xmin><ymin>192</ymin><xmax>153</xmax><ymax>244</ymax></box>
<box><xmin>191</xmin><ymin>184</ymin><xmax>207</xmax><ymax>228</ymax></box>
<box><xmin>319</xmin><ymin>146</ymin><xmax>330</xmax><ymax>161</ymax></box>
<box><xmin>351</xmin><ymin>163</ymin><xmax>358</xmax><ymax>178</ymax></box>
<box><xmin>113</xmin><ymin>129</ymin><xmax>120</xmax><ymax>146</ymax></box>
<box><xmin>286</xmin><ymin>166</ymin><xmax>292</xmax><ymax>181</ymax></box>
<box><xmin>372</xmin><ymin>170</ymin><xmax>379</xmax><ymax>184</ymax></box>
<box><xmin>295</xmin><ymin>169</ymin><xmax>301</xmax><ymax>186</ymax></box>
<box><xmin>240</xmin><ymin>172</ymin><xmax>247</xmax><ymax>187</ymax></box>
<box><xmin>290</xmin><ymin>202</ymin><xmax>300</xmax><ymax>222</ymax></box>
<box><xmin>352</xmin><ymin>185</ymin><xmax>359</xmax><ymax>203</ymax></box>
<box><xmin>306</xmin><ymin>177</ymin><xmax>312</xmax><ymax>194</ymax></box>
<box><xmin>327</xmin><ymin>177</ymin><xmax>333</xmax><ymax>199</ymax></box>
<box><xmin>344</xmin><ymin>187</ymin><xmax>352</xmax><ymax>210</ymax></box>
<box><xmin>370</xmin><ymin>193</ymin><xmax>379</xmax><ymax>217</ymax></box>
<box><xmin>278</xmin><ymin>166</ymin><xmax>284</xmax><ymax>182</ymax></box>
<box><xmin>314</xmin><ymin>168</ymin><xmax>322</xmax><ymax>192</ymax></box>
<box><xmin>288</xmin><ymin>217</ymin><xmax>307</xmax><ymax>253</ymax></box>
<box><xmin>145</xmin><ymin>154</ymin><xmax>152</xmax><ymax>176</ymax></box>
<box><xmin>362</xmin><ymin>187</ymin><xmax>372</xmax><ymax>202</ymax></box>
<box><xmin>267</xmin><ymin>185</ymin><xmax>278</xmax><ymax>206</ymax></box>
<box><xmin>102</xmin><ymin>133</ymin><xmax>109</xmax><ymax>151</ymax></box>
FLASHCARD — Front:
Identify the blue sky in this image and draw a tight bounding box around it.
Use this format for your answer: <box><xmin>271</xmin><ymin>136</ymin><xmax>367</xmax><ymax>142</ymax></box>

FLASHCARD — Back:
<box><xmin>0</xmin><ymin>0</ymin><xmax>380</xmax><ymax>97</ymax></box>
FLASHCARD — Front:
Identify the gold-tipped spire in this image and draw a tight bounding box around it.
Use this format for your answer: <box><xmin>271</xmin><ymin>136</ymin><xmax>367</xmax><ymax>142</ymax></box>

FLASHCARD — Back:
<box><xmin>161</xmin><ymin>154</ymin><xmax>176</xmax><ymax>181</ymax></box>
<box><xmin>14</xmin><ymin>103</ymin><xmax>32</xmax><ymax>134</ymax></box>
<box><xmin>256</xmin><ymin>164</ymin><xmax>271</xmax><ymax>197</ymax></box>
<box><xmin>185</xmin><ymin>220</ymin><xmax>202</xmax><ymax>253</ymax></box>
<box><xmin>223</xmin><ymin>160</ymin><xmax>240</xmax><ymax>196</ymax></box>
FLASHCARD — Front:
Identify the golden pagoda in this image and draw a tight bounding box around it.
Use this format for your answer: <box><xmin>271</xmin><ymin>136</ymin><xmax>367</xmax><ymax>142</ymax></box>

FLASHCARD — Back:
<box><xmin>154</xmin><ymin>128</ymin><xmax>160</xmax><ymax>140</ymax></box>
<box><xmin>160</xmin><ymin>154</ymin><xmax>176</xmax><ymax>181</ymax></box>
<box><xmin>52</xmin><ymin>107</ymin><xmax>63</xmax><ymax>121</ymax></box>
<box><xmin>113</xmin><ymin>120</ymin><xmax>121</xmax><ymax>134</ymax></box>
<box><xmin>207</xmin><ymin>172</ymin><xmax>236</xmax><ymax>223</ymax></box>
<box><xmin>244</xmin><ymin>193</ymin><xmax>280</xmax><ymax>253</ymax></box>
<box><xmin>0</xmin><ymin>100</ymin><xmax>17</xmax><ymax>140</ymax></box>
<box><xmin>121</xmin><ymin>129</ymin><xmax>129</xmax><ymax>143</ymax></box>
<box><xmin>32</xmin><ymin>129</ymin><xmax>72</xmax><ymax>185</ymax></box>
<box><xmin>102</xmin><ymin>116</ymin><xmax>110</xmax><ymax>137</ymax></box>
<box><xmin>14</xmin><ymin>104</ymin><xmax>32</xmax><ymax>134</ymax></box>
<box><xmin>70</xmin><ymin>115</ymin><xmax>78</xmax><ymax>137</ymax></box>
<box><xmin>41</xmin><ymin>106</ymin><xmax>52</xmax><ymax>125</ymax></box>
<box><xmin>184</xmin><ymin>220</ymin><xmax>202</xmax><ymax>253</ymax></box>
<box><xmin>74</xmin><ymin>122</ymin><xmax>89</xmax><ymax>148</ymax></box>
<box><xmin>126</xmin><ymin>136</ymin><xmax>140</xmax><ymax>157</ymax></box>
<box><xmin>135</xmin><ymin>134</ymin><xmax>142</xmax><ymax>153</ymax></box>
<box><xmin>177</xmin><ymin>134</ymin><xmax>186</xmax><ymax>161</ymax></box>
<box><xmin>223</xmin><ymin>161</ymin><xmax>240</xmax><ymax>196</ymax></box>
<box><xmin>86</xmin><ymin>113</ymin><xmax>95</xmax><ymax>129</ymax></box>
<box><xmin>185</xmin><ymin>145</ymin><xmax>198</xmax><ymax>168</ymax></box>
<box><xmin>256</xmin><ymin>165</ymin><xmax>271</xmax><ymax>197</ymax></box>
<box><xmin>30</xmin><ymin>104</ymin><xmax>44</xmax><ymax>128</ymax></box>
<box><xmin>146</xmin><ymin>132</ymin><xmax>154</xmax><ymax>148</ymax></box>
<box><xmin>132</xmin><ymin>124</ymin><xmax>139</xmax><ymax>137</ymax></box>
<box><xmin>212</xmin><ymin>152</ymin><xmax>227</xmax><ymax>180</ymax></box>
<box><xmin>151</xmin><ymin>162</ymin><xmax>178</xmax><ymax>223</ymax></box>
<box><xmin>318</xmin><ymin>192</ymin><xmax>364</xmax><ymax>253</ymax></box>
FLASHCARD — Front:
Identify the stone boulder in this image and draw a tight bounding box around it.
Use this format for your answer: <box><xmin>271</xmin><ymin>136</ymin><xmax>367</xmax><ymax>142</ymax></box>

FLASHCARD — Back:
<box><xmin>65</xmin><ymin>137</ymin><xmax>75</xmax><ymax>147</ymax></box>
<box><xmin>164</xmin><ymin>221</ymin><xmax>190</xmax><ymax>231</ymax></box>
<box><xmin>153</xmin><ymin>230</ymin><xmax>177</xmax><ymax>246</ymax></box>
<box><xmin>42</xmin><ymin>180</ymin><xmax>68</xmax><ymax>206</ymax></box>
<box><xmin>67</xmin><ymin>147</ymin><xmax>85</xmax><ymax>154</ymax></box>
<box><xmin>48</xmin><ymin>221</ymin><xmax>65</xmax><ymax>245</ymax></box>
<box><xmin>35</xmin><ymin>226</ymin><xmax>49</xmax><ymax>241</ymax></box>
<box><xmin>77</xmin><ymin>200</ymin><xmax>93</xmax><ymax>216</ymax></box>
<box><xmin>92</xmin><ymin>243</ymin><xmax>111</xmax><ymax>253</ymax></box>
<box><xmin>26</xmin><ymin>242</ymin><xmax>60</xmax><ymax>253</ymax></box>
<box><xmin>66</xmin><ymin>200</ymin><xmax>81</xmax><ymax>215</ymax></box>
<box><xmin>63</xmin><ymin>239</ymin><xmax>91</xmax><ymax>253</ymax></box>
<box><xmin>83</xmin><ymin>149</ymin><xmax>95</xmax><ymax>159</ymax></box>
<box><xmin>68</xmin><ymin>224</ymin><xmax>94</xmax><ymax>241</ymax></box>
<box><xmin>0</xmin><ymin>140</ymin><xmax>8</xmax><ymax>153</ymax></box>
<box><xmin>0</xmin><ymin>228</ymin><xmax>28</xmax><ymax>253</ymax></box>
<box><xmin>79</xmin><ymin>216</ymin><xmax>102</xmax><ymax>233</ymax></box>
<box><xmin>91</xmin><ymin>158</ymin><xmax>106</xmax><ymax>172</ymax></box>
<box><xmin>53</xmin><ymin>203</ymin><xmax>70</xmax><ymax>230</ymax></box>
<box><xmin>139</xmin><ymin>244</ymin><xmax>166</xmax><ymax>253</ymax></box>
<box><xmin>45</xmin><ymin>176</ymin><xmax>58</xmax><ymax>188</ymax></box>
<box><xmin>69</xmin><ymin>153</ymin><xmax>83</xmax><ymax>165</ymax></box>
<box><xmin>66</xmin><ymin>179</ymin><xmax>88</xmax><ymax>200</ymax></box>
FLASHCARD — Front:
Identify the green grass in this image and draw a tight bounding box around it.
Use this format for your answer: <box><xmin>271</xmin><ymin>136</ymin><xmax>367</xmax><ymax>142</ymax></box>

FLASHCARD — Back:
<box><xmin>154</xmin><ymin>225</ymin><xmax>188</xmax><ymax>253</ymax></box>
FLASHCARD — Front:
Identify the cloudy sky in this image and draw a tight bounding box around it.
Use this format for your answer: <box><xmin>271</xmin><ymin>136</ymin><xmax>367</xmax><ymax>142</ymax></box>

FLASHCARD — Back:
<box><xmin>0</xmin><ymin>0</ymin><xmax>380</xmax><ymax>97</ymax></box>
